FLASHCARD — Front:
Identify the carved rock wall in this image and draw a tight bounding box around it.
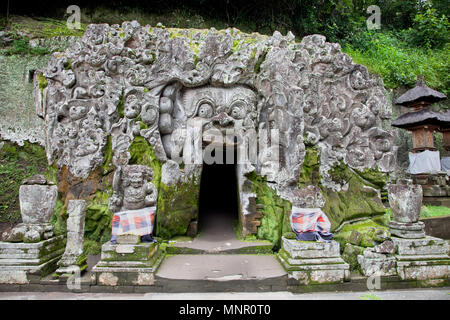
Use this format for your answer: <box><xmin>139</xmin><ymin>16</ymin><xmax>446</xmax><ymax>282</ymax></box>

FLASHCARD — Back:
<box><xmin>39</xmin><ymin>22</ymin><xmax>396</xmax><ymax>239</ymax></box>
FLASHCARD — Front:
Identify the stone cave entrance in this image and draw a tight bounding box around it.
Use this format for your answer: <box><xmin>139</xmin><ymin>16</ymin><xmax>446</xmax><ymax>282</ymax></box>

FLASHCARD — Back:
<box><xmin>198</xmin><ymin>147</ymin><xmax>239</xmax><ymax>239</ymax></box>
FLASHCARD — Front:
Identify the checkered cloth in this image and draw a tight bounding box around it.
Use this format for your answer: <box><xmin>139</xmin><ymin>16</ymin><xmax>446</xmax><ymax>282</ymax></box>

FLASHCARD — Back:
<box><xmin>290</xmin><ymin>207</ymin><xmax>331</xmax><ymax>234</ymax></box>
<box><xmin>111</xmin><ymin>206</ymin><xmax>156</xmax><ymax>237</ymax></box>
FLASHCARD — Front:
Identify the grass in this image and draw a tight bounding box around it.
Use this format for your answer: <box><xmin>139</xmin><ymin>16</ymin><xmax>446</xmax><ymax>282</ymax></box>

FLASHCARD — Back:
<box><xmin>6</xmin><ymin>16</ymin><xmax>87</xmax><ymax>39</ymax></box>
<box><xmin>420</xmin><ymin>205</ymin><xmax>450</xmax><ymax>218</ymax></box>
<box><xmin>343</xmin><ymin>31</ymin><xmax>450</xmax><ymax>98</ymax></box>
<box><xmin>360</xmin><ymin>293</ymin><xmax>383</xmax><ymax>300</ymax></box>
<box><xmin>0</xmin><ymin>140</ymin><xmax>48</xmax><ymax>224</ymax></box>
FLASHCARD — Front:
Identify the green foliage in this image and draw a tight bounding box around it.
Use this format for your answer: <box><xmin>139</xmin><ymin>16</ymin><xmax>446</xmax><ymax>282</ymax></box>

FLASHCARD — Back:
<box><xmin>420</xmin><ymin>205</ymin><xmax>450</xmax><ymax>218</ymax></box>
<box><xmin>247</xmin><ymin>171</ymin><xmax>292</xmax><ymax>250</ymax></box>
<box><xmin>0</xmin><ymin>140</ymin><xmax>48</xmax><ymax>223</ymax></box>
<box><xmin>407</xmin><ymin>7</ymin><xmax>450</xmax><ymax>49</ymax></box>
<box><xmin>0</xmin><ymin>37</ymin><xmax>50</xmax><ymax>56</ymax></box>
<box><xmin>83</xmin><ymin>239</ymin><xmax>103</xmax><ymax>255</ymax></box>
<box><xmin>343</xmin><ymin>31</ymin><xmax>449</xmax><ymax>96</ymax></box>
<box><xmin>85</xmin><ymin>190</ymin><xmax>113</xmax><ymax>243</ymax></box>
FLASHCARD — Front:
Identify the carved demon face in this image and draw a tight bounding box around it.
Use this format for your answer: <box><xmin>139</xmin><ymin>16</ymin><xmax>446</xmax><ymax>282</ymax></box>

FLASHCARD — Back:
<box><xmin>181</xmin><ymin>86</ymin><xmax>258</xmax><ymax>132</ymax></box>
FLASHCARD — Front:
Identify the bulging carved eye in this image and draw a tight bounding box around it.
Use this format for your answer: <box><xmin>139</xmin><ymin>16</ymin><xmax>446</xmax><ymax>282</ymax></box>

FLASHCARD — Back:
<box><xmin>230</xmin><ymin>101</ymin><xmax>246</xmax><ymax>119</ymax></box>
<box><xmin>197</xmin><ymin>103</ymin><xmax>213</xmax><ymax>118</ymax></box>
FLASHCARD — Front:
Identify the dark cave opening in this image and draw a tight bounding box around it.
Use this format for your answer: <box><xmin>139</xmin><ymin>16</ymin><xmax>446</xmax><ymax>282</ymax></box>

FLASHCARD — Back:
<box><xmin>198</xmin><ymin>147</ymin><xmax>239</xmax><ymax>234</ymax></box>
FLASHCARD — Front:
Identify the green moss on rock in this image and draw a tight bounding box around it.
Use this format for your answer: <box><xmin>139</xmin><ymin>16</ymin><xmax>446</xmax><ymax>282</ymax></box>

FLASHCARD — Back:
<box><xmin>156</xmin><ymin>177</ymin><xmax>200</xmax><ymax>239</ymax></box>
<box><xmin>247</xmin><ymin>172</ymin><xmax>291</xmax><ymax>250</ymax></box>
<box><xmin>128</xmin><ymin>136</ymin><xmax>161</xmax><ymax>187</ymax></box>
<box><xmin>342</xmin><ymin>243</ymin><xmax>365</xmax><ymax>271</ymax></box>
<box><xmin>334</xmin><ymin>219</ymin><xmax>390</xmax><ymax>249</ymax></box>
<box><xmin>322</xmin><ymin>161</ymin><xmax>387</xmax><ymax>231</ymax></box>
<box><xmin>0</xmin><ymin>140</ymin><xmax>48</xmax><ymax>224</ymax></box>
<box><xmin>84</xmin><ymin>190</ymin><xmax>113</xmax><ymax>243</ymax></box>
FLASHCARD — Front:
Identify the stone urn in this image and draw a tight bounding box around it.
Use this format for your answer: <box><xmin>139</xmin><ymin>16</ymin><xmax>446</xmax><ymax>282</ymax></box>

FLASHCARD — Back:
<box><xmin>19</xmin><ymin>175</ymin><xmax>58</xmax><ymax>224</ymax></box>
<box><xmin>388</xmin><ymin>179</ymin><xmax>423</xmax><ymax>224</ymax></box>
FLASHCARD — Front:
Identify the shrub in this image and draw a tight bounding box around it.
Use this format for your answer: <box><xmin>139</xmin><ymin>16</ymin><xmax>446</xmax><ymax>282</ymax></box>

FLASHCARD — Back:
<box><xmin>406</xmin><ymin>7</ymin><xmax>450</xmax><ymax>49</ymax></box>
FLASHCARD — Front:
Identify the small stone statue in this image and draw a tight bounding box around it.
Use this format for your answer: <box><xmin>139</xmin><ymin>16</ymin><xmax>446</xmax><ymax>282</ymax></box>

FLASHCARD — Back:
<box><xmin>110</xmin><ymin>165</ymin><xmax>157</xmax><ymax>212</ymax></box>
<box><xmin>109</xmin><ymin>165</ymin><xmax>158</xmax><ymax>243</ymax></box>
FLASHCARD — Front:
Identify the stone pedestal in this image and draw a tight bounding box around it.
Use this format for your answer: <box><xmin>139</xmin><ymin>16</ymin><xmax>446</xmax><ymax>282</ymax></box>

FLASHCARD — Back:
<box><xmin>393</xmin><ymin>236</ymin><xmax>450</xmax><ymax>281</ymax></box>
<box><xmin>56</xmin><ymin>200</ymin><xmax>87</xmax><ymax>275</ymax></box>
<box><xmin>92</xmin><ymin>241</ymin><xmax>165</xmax><ymax>286</ymax></box>
<box><xmin>357</xmin><ymin>248</ymin><xmax>397</xmax><ymax>277</ymax></box>
<box><xmin>388</xmin><ymin>221</ymin><xmax>426</xmax><ymax>239</ymax></box>
<box><xmin>0</xmin><ymin>236</ymin><xmax>65</xmax><ymax>284</ymax></box>
<box><xmin>278</xmin><ymin>237</ymin><xmax>350</xmax><ymax>285</ymax></box>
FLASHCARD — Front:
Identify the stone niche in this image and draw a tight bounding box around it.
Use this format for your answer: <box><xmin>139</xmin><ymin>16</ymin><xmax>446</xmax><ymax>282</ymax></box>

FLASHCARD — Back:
<box><xmin>37</xmin><ymin>21</ymin><xmax>396</xmax><ymax>245</ymax></box>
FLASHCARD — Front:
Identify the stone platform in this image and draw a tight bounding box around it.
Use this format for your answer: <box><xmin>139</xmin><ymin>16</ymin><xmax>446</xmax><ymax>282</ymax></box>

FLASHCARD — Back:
<box><xmin>92</xmin><ymin>242</ymin><xmax>165</xmax><ymax>286</ymax></box>
<box><xmin>392</xmin><ymin>236</ymin><xmax>450</xmax><ymax>282</ymax></box>
<box><xmin>0</xmin><ymin>235</ymin><xmax>65</xmax><ymax>284</ymax></box>
<box><xmin>277</xmin><ymin>237</ymin><xmax>350</xmax><ymax>285</ymax></box>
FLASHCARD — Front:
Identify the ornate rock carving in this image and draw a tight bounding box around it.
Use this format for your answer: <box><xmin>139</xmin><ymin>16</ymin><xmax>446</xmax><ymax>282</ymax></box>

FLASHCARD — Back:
<box><xmin>40</xmin><ymin>22</ymin><xmax>396</xmax><ymax>218</ymax></box>
<box><xmin>109</xmin><ymin>165</ymin><xmax>158</xmax><ymax>213</ymax></box>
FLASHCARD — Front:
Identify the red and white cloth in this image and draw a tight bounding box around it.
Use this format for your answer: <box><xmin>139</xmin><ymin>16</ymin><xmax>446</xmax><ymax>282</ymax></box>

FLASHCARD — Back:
<box><xmin>111</xmin><ymin>206</ymin><xmax>156</xmax><ymax>237</ymax></box>
<box><xmin>290</xmin><ymin>207</ymin><xmax>331</xmax><ymax>234</ymax></box>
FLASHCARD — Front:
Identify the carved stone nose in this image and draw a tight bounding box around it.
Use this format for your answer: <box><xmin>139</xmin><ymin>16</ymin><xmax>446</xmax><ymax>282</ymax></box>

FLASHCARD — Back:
<box><xmin>212</xmin><ymin>112</ymin><xmax>234</xmax><ymax>127</ymax></box>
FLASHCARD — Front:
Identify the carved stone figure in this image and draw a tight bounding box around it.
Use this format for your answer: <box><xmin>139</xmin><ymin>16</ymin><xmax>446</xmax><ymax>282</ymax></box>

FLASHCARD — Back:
<box><xmin>110</xmin><ymin>165</ymin><xmax>158</xmax><ymax>213</ymax></box>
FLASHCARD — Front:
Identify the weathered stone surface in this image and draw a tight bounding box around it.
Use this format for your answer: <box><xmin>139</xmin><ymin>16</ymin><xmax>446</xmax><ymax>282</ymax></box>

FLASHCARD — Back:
<box><xmin>392</xmin><ymin>236</ymin><xmax>449</xmax><ymax>256</ymax></box>
<box><xmin>348</xmin><ymin>230</ymin><xmax>362</xmax><ymax>246</ymax></box>
<box><xmin>396</xmin><ymin>260</ymin><xmax>450</xmax><ymax>281</ymax></box>
<box><xmin>39</xmin><ymin>22</ymin><xmax>396</xmax><ymax>241</ymax></box>
<box><xmin>19</xmin><ymin>184</ymin><xmax>58</xmax><ymax>224</ymax></box>
<box><xmin>161</xmin><ymin>160</ymin><xmax>181</xmax><ymax>186</ymax></box>
<box><xmin>357</xmin><ymin>248</ymin><xmax>397</xmax><ymax>276</ymax></box>
<box><xmin>374</xmin><ymin>240</ymin><xmax>395</xmax><ymax>254</ymax></box>
<box><xmin>278</xmin><ymin>237</ymin><xmax>349</xmax><ymax>284</ymax></box>
<box><xmin>117</xmin><ymin>234</ymin><xmax>140</xmax><ymax>244</ymax></box>
<box><xmin>3</xmin><ymin>223</ymin><xmax>54</xmax><ymax>243</ymax></box>
<box><xmin>388</xmin><ymin>221</ymin><xmax>426</xmax><ymax>239</ymax></box>
<box><xmin>342</xmin><ymin>243</ymin><xmax>365</xmax><ymax>271</ymax></box>
<box><xmin>0</xmin><ymin>236</ymin><xmax>65</xmax><ymax>283</ymax></box>
<box><xmin>388</xmin><ymin>179</ymin><xmax>423</xmax><ymax>224</ymax></box>
<box><xmin>282</xmin><ymin>237</ymin><xmax>340</xmax><ymax>259</ymax></box>
<box><xmin>57</xmin><ymin>200</ymin><xmax>87</xmax><ymax>270</ymax></box>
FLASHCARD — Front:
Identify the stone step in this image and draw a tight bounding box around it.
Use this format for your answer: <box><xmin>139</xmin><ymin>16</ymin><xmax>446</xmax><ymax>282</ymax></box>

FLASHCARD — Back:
<box><xmin>167</xmin><ymin>237</ymin><xmax>273</xmax><ymax>255</ymax></box>
<box><xmin>155</xmin><ymin>254</ymin><xmax>286</xmax><ymax>281</ymax></box>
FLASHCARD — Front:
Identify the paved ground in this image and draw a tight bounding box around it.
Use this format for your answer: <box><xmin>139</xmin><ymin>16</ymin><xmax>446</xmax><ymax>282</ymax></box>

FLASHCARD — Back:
<box><xmin>0</xmin><ymin>288</ymin><xmax>448</xmax><ymax>300</ymax></box>
<box><xmin>157</xmin><ymin>254</ymin><xmax>286</xmax><ymax>280</ymax></box>
<box><xmin>172</xmin><ymin>209</ymin><xmax>269</xmax><ymax>253</ymax></box>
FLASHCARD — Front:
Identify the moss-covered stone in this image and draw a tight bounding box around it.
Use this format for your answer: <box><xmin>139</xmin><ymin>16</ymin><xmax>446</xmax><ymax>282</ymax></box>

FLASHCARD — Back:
<box><xmin>296</xmin><ymin>147</ymin><xmax>389</xmax><ymax>232</ymax></box>
<box><xmin>246</xmin><ymin>172</ymin><xmax>292</xmax><ymax>249</ymax></box>
<box><xmin>334</xmin><ymin>219</ymin><xmax>390</xmax><ymax>249</ymax></box>
<box><xmin>156</xmin><ymin>177</ymin><xmax>200</xmax><ymax>239</ymax></box>
<box><xmin>128</xmin><ymin>136</ymin><xmax>161</xmax><ymax>187</ymax></box>
<box><xmin>0</xmin><ymin>140</ymin><xmax>48</xmax><ymax>224</ymax></box>
<box><xmin>84</xmin><ymin>190</ymin><xmax>114</xmax><ymax>243</ymax></box>
<box><xmin>323</xmin><ymin>161</ymin><xmax>387</xmax><ymax>231</ymax></box>
<box><xmin>342</xmin><ymin>243</ymin><xmax>365</xmax><ymax>271</ymax></box>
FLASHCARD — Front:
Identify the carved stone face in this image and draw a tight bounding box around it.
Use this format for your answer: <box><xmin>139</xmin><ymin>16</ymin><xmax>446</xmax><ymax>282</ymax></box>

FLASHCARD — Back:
<box><xmin>181</xmin><ymin>86</ymin><xmax>257</xmax><ymax>131</ymax></box>
<box><xmin>124</xmin><ymin>94</ymin><xmax>141</xmax><ymax>119</ymax></box>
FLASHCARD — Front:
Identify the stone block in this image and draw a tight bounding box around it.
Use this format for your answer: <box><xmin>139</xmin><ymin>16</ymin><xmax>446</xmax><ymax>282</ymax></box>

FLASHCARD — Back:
<box><xmin>282</xmin><ymin>237</ymin><xmax>340</xmax><ymax>259</ymax></box>
<box><xmin>278</xmin><ymin>237</ymin><xmax>349</xmax><ymax>285</ymax></box>
<box><xmin>117</xmin><ymin>234</ymin><xmax>140</xmax><ymax>244</ymax></box>
<box><xmin>19</xmin><ymin>185</ymin><xmax>58</xmax><ymax>224</ymax></box>
<box><xmin>57</xmin><ymin>200</ymin><xmax>87</xmax><ymax>272</ymax></box>
<box><xmin>392</xmin><ymin>236</ymin><xmax>449</xmax><ymax>256</ymax></box>
<box><xmin>388</xmin><ymin>221</ymin><xmax>426</xmax><ymax>239</ymax></box>
<box><xmin>92</xmin><ymin>241</ymin><xmax>165</xmax><ymax>286</ymax></box>
<box><xmin>396</xmin><ymin>260</ymin><xmax>450</xmax><ymax>281</ymax></box>
<box><xmin>357</xmin><ymin>248</ymin><xmax>397</xmax><ymax>277</ymax></box>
